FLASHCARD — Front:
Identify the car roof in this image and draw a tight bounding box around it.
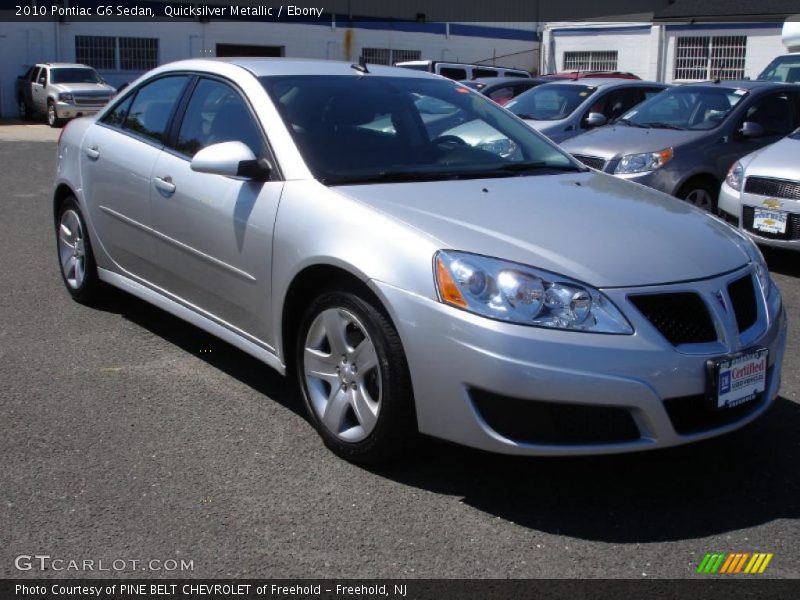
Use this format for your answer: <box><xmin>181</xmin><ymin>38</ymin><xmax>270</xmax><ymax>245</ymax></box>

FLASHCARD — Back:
<box><xmin>681</xmin><ymin>79</ymin><xmax>800</xmax><ymax>91</ymax></box>
<box><xmin>175</xmin><ymin>57</ymin><xmax>441</xmax><ymax>79</ymax></box>
<box><xmin>42</xmin><ymin>63</ymin><xmax>92</xmax><ymax>69</ymax></box>
<box><xmin>469</xmin><ymin>76</ymin><xmax>540</xmax><ymax>85</ymax></box>
<box><xmin>536</xmin><ymin>78</ymin><xmax>666</xmax><ymax>88</ymax></box>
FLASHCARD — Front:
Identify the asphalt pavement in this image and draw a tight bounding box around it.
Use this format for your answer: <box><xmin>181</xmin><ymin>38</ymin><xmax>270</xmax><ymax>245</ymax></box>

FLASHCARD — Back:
<box><xmin>1</xmin><ymin>138</ymin><xmax>799</xmax><ymax>579</ymax></box>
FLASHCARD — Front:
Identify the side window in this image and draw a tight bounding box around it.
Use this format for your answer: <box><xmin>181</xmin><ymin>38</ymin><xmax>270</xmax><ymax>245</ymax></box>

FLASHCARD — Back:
<box><xmin>122</xmin><ymin>76</ymin><xmax>189</xmax><ymax>144</ymax></box>
<box><xmin>473</xmin><ymin>68</ymin><xmax>499</xmax><ymax>78</ymax></box>
<box><xmin>643</xmin><ymin>87</ymin><xmax>665</xmax><ymax>100</ymax></box>
<box><xmin>102</xmin><ymin>95</ymin><xmax>134</xmax><ymax>128</ymax></box>
<box><xmin>37</xmin><ymin>69</ymin><xmax>47</xmax><ymax>86</ymax></box>
<box><xmin>175</xmin><ymin>78</ymin><xmax>265</xmax><ymax>158</ymax></box>
<box><xmin>742</xmin><ymin>92</ymin><xmax>795</xmax><ymax>136</ymax></box>
<box><xmin>439</xmin><ymin>67</ymin><xmax>467</xmax><ymax>81</ymax></box>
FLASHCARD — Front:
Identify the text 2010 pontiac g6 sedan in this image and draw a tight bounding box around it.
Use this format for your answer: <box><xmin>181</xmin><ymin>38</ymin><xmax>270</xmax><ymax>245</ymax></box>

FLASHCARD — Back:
<box><xmin>54</xmin><ymin>59</ymin><xmax>786</xmax><ymax>463</ymax></box>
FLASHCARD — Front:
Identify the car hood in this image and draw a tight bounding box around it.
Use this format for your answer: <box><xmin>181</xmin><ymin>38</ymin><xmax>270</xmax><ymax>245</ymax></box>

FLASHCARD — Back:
<box><xmin>334</xmin><ymin>172</ymin><xmax>750</xmax><ymax>288</ymax></box>
<box><xmin>561</xmin><ymin>125</ymin><xmax>707</xmax><ymax>159</ymax></box>
<box><xmin>742</xmin><ymin>135</ymin><xmax>800</xmax><ymax>180</ymax></box>
<box><xmin>53</xmin><ymin>83</ymin><xmax>115</xmax><ymax>94</ymax></box>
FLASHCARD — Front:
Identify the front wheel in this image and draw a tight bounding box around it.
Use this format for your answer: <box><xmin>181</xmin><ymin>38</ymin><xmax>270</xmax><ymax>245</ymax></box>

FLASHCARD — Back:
<box><xmin>56</xmin><ymin>196</ymin><xmax>104</xmax><ymax>304</ymax></box>
<box><xmin>47</xmin><ymin>101</ymin><xmax>62</xmax><ymax>128</ymax></box>
<box><xmin>678</xmin><ymin>179</ymin><xmax>718</xmax><ymax>212</ymax></box>
<box><xmin>296</xmin><ymin>290</ymin><xmax>416</xmax><ymax>464</ymax></box>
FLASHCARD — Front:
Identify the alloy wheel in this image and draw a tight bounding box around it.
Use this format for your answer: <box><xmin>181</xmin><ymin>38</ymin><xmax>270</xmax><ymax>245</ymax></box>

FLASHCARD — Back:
<box><xmin>303</xmin><ymin>307</ymin><xmax>381</xmax><ymax>442</ymax></box>
<box><xmin>58</xmin><ymin>209</ymin><xmax>87</xmax><ymax>289</ymax></box>
<box><xmin>683</xmin><ymin>188</ymin><xmax>714</xmax><ymax>211</ymax></box>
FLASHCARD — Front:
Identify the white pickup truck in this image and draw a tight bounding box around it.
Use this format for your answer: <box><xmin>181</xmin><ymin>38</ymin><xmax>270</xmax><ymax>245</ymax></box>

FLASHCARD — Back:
<box><xmin>758</xmin><ymin>19</ymin><xmax>800</xmax><ymax>82</ymax></box>
<box><xmin>16</xmin><ymin>63</ymin><xmax>116</xmax><ymax>127</ymax></box>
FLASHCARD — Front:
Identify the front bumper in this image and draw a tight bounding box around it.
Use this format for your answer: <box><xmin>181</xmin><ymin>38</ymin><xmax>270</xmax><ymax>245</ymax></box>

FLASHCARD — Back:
<box><xmin>372</xmin><ymin>267</ymin><xmax>786</xmax><ymax>456</ymax></box>
<box><xmin>55</xmin><ymin>101</ymin><xmax>103</xmax><ymax>120</ymax></box>
<box><xmin>719</xmin><ymin>180</ymin><xmax>800</xmax><ymax>251</ymax></box>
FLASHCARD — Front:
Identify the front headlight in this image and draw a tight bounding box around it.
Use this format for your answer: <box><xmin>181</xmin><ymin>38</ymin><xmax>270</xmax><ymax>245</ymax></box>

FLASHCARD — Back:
<box><xmin>58</xmin><ymin>92</ymin><xmax>74</xmax><ymax>102</ymax></box>
<box><xmin>434</xmin><ymin>251</ymin><xmax>633</xmax><ymax>333</ymax></box>
<box><xmin>725</xmin><ymin>161</ymin><xmax>744</xmax><ymax>191</ymax></box>
<box><xmin>614</xmin><ymin>148</ymin><xmax>673</xmax><ymax>175</ymax></box>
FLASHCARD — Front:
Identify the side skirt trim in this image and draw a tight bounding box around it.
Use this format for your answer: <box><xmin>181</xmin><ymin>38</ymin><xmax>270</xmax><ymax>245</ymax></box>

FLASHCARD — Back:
<box><xmin>98</xmin><ymin>267</ymin><xmax>286</xmax><ymax>376</ymax></box>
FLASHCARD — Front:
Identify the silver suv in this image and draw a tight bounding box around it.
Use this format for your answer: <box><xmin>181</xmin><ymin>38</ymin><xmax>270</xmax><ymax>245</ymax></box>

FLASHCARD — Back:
<box><xmin>16</xmin><ymin>63</ymin><xmax>116</xmax><ymax>127</ymax></box>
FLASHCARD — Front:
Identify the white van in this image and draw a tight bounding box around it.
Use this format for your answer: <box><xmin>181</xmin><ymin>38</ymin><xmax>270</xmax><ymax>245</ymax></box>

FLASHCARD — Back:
<box><xmin>395</xmin><ymin>60</ymin><xmax>531</xmax><ymax>80</ymax></box>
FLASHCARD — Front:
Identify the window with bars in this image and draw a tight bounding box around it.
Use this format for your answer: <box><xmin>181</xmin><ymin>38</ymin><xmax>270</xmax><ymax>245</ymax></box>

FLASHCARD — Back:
<box><xmin>75</xmin><ymin>35</ymin><xmax>159</xmax><ymax>71</ymax></box>
<box><xmin>75</xmin><ymin>36</ymin><xmax>116</xmax><ymax>70</ymax></box>
<box><xmin>563</xmin><ymin>51</ymin><xmax>618</xmax><ymax>72</ymax></box>
<box><xmin>119</xmin><ymin>38</ymin><xmax>159</xmax><ymax>71</ymax></box>
<box><xmin>674</xmin><ymin>36</ymin><xmax>746</xmax><ymax>81</ymax></box>
<box><xmin>360</xmin><ymin>48</ymin><xmax>421</xmax><ymax>66</ymax></box>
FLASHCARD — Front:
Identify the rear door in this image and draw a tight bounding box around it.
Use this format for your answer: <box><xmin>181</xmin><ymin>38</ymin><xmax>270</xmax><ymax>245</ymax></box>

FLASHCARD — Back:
<box><xmin>80</xmin><ymin>74</ymin><xmax>190</xmax><ymax>282</ymax></box>
<box><xmin>149</xmin><ymin>76</ymin><xmax>283</xmax><ymax>343</ymax></box>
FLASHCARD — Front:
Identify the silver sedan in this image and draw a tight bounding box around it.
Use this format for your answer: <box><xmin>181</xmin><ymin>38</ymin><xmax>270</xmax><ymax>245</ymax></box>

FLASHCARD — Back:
<box><xmin>54</xmin><ymin>59</ymin><xmax>786</xmax><ymax>463</ymax></box>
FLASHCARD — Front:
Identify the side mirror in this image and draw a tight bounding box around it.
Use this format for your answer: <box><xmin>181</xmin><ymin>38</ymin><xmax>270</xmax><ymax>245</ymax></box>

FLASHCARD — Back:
<box><xmin>190</xmin><ymin>141</ymin><xmax>272</xmax><ymax>181</ymax></box>
<box><xmin>584</xmin><ymin>112</ymin><xmax>608</xmax><ymax>128</ymax></box>
<box><xmin>739</xmin><ymin>121</ymin><xmax>764</xmax><ymax>139</ymax></box>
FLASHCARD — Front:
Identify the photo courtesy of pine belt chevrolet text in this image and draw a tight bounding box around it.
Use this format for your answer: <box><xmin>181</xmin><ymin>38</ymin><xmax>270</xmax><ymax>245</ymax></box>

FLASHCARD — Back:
<box><xmin>53</xmin><ymin>58</ymin><xmax>787</xmax><ymax>464</ymax></box>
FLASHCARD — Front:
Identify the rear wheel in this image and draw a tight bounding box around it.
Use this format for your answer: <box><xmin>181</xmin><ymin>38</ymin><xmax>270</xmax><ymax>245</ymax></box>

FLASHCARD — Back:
<box><xmin>18</xmin><ymin>97</ymin><xmax>31</xmax><ymax>121</ymax></box>
<box><xmin>678</xmin><ymin>178</ymin><xmax>718</xmax><ymax>212</ymax></box>
<box><xmin>56</xmin><ymin>196</ymin><xmax>104</xmax><ymax>304</ymax></box>
<box><xmin>296</xmin><ymin>289</ymin><xmax>416</xmax><ymax>464</ymax></box>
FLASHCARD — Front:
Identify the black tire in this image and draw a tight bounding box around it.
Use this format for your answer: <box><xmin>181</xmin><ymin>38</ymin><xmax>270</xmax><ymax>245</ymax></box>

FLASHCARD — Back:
<box><xmin>18</xmin><ymin>96</ymin><xmax>31</xmax><ymax>121</ymax></box>
<box><xmin>677</xmin><ymin>178</ymin><xmax>718</xmax><ymax>212</ymax></box>
<box><xmin>56</xmin><ymin>196</ymin><xmax>104</xmax><ymax>304</ymax></box>
<box><xmin>296</xmin><ymin>289</ymin><xmax>417</xmax><ymax>464</ymax></box>
<box><xmin>47</xmin><ymin>100</ymin><xmax>62</xmax><ymax>128</ymax></box>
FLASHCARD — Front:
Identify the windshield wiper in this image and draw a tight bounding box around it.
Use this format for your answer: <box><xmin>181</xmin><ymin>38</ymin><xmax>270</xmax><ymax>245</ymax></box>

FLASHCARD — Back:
<box><xmin>323</xmin><ymin>162</ymin><xmax>584</xmax><ymax>185</ymax></box>
<box><xmin>512</xmin><ymin>113</ymin><xmax>537</xmax><ymax>120</ymax></box>
<box><xmin>640</xmin><ymin>122</ymin><xmax>686</xmax><ymax>130</ymax></box>
<box><xmin>618</xmin><ymin>118</ymin><xmax>648</xmax><ymax>128</ymax></box>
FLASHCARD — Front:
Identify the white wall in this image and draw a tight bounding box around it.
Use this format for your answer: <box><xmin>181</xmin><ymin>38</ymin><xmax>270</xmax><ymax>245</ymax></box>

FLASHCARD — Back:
<box><xmin>0</xmin><ymin>20</ymin><xmax>538</xmax><ymax>118</ymax></box>
<box><xmin>543</xmin><ymin>21</ymin><xmax>787</xmax><ymax>84</ymax></box>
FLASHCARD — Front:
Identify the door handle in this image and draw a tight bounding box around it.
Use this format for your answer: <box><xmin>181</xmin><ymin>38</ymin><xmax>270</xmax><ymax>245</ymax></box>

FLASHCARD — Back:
<box><xmin>85</xmin><ymin>145</ymin><xmax>100</xmax><ymax>160</ymax></box>
<box><xmin>154</xmin><ymin>175</ymin><xmax>176</xmax><ymax>195</ymax></box>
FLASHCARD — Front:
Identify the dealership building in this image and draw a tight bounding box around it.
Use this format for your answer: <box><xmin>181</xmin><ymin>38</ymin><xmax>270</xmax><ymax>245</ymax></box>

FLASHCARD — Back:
<box><xmin>541</xmin><ymin>1</ymin><xmax>799</xmax><ymax>82</ymax></box>
<box><xmin>0</xmin><ymin>10</ymin><xmax>538</xmax><ymax>118</ymax></box>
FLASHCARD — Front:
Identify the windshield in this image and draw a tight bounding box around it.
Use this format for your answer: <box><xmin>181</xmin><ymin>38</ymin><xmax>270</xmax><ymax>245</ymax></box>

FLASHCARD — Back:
<box><xmin>619</xmin><ymin>86</ymin><xmax>746</xmax><ymax>131</ymax></box>
<box><xmin>50</xmin><ymin>68</ymin><xmax>102</xmax><ymax>84</ymax></box>
<box><xmin>505</xmin><ymin>84</ymin><xmax>596</xmax><ymax>121</ymax></box>
<box><xmin>758</xmin><ymin>54</ymin><xmax>800</xmax><ymax>82</ymax></box>
<box><xmin>261</xmin><ymin>75</ymin><xmax>580</xmax><ymax>185</ymax></box>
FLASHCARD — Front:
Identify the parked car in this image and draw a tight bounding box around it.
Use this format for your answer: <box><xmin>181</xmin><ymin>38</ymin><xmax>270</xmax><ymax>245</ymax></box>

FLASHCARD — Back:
<box><xmin>505</xmin><ymin>79</ymin><xmax>669</xmax><ymax>143</ymax></box>
<box><xmin>395</xmin><ymin>60</ymin><xmax>530</xmax><ymax>80</ymax></box>
<box><xmin>54</xmin><ymin>58</ymin><xmax>785</xmax><ymax>463</ymax></box>
<box><xmin>719</xmin><ymin>129</ymin><xmax>800</xmax><ymax>249</ymax></box>
<box><xmin>539</xmin><ymin>71</ymin><xmax>641</xmax><ymax>81</ymax></box>
<box><xmin>561</xmin><ymin>80</ymin><xmax>800</xmax><ymax>211</ymax></box>
<box><xmin>16</xmin><ymin>63</ymin><xmax>116</xmax><ymax>127</ymax></box>
<box><xmin>459</xmin><ymin>76</ymin><xmax>547</xmax><ymax>105</ymax></box>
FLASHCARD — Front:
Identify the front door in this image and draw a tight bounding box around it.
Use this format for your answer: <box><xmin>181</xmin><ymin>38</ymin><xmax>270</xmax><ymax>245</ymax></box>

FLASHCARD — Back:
<box><xmin>150</xmin><ymin>77</ymin><xmax>283</xmax><ymax>344</ymax></box>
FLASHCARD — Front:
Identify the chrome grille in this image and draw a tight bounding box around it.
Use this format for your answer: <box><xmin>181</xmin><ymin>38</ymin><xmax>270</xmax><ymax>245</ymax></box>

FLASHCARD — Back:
<box><xmin>571</xmin><ymin>154</ymin><xmax>606</xmax><ymax>170</ymax></box>
<box><xmin>744</xmin><ymin>176</ymin><xmax>800</xmax><ymax>200</ymax></box>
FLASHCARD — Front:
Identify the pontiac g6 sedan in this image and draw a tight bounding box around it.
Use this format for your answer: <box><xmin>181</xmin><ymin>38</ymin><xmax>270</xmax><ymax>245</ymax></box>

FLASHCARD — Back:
<box><xmin>54</xmin><ymin>59</ymin><xmax>786</xmax><ymax>464</ymax></box>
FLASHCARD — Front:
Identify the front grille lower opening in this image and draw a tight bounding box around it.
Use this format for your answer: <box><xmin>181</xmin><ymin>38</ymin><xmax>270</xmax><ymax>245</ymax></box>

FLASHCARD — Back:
<box><xmin>471</xmin><ymin>389</ymin><xmax>640</xmax><ymax>445</ymax></box>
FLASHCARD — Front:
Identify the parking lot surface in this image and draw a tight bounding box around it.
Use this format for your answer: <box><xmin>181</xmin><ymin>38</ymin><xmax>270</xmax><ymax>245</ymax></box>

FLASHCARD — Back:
<box><xmin>2</xmin><ymin>140</ymin><xmax>799</xmax><ymax>579</ymax></box>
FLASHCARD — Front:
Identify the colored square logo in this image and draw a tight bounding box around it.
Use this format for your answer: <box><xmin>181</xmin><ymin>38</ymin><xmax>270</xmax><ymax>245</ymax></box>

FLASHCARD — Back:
<box><xmin>719</xmin><ymin>371</ymin><xmax>731</xmax><ymax>394</ymax></box>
